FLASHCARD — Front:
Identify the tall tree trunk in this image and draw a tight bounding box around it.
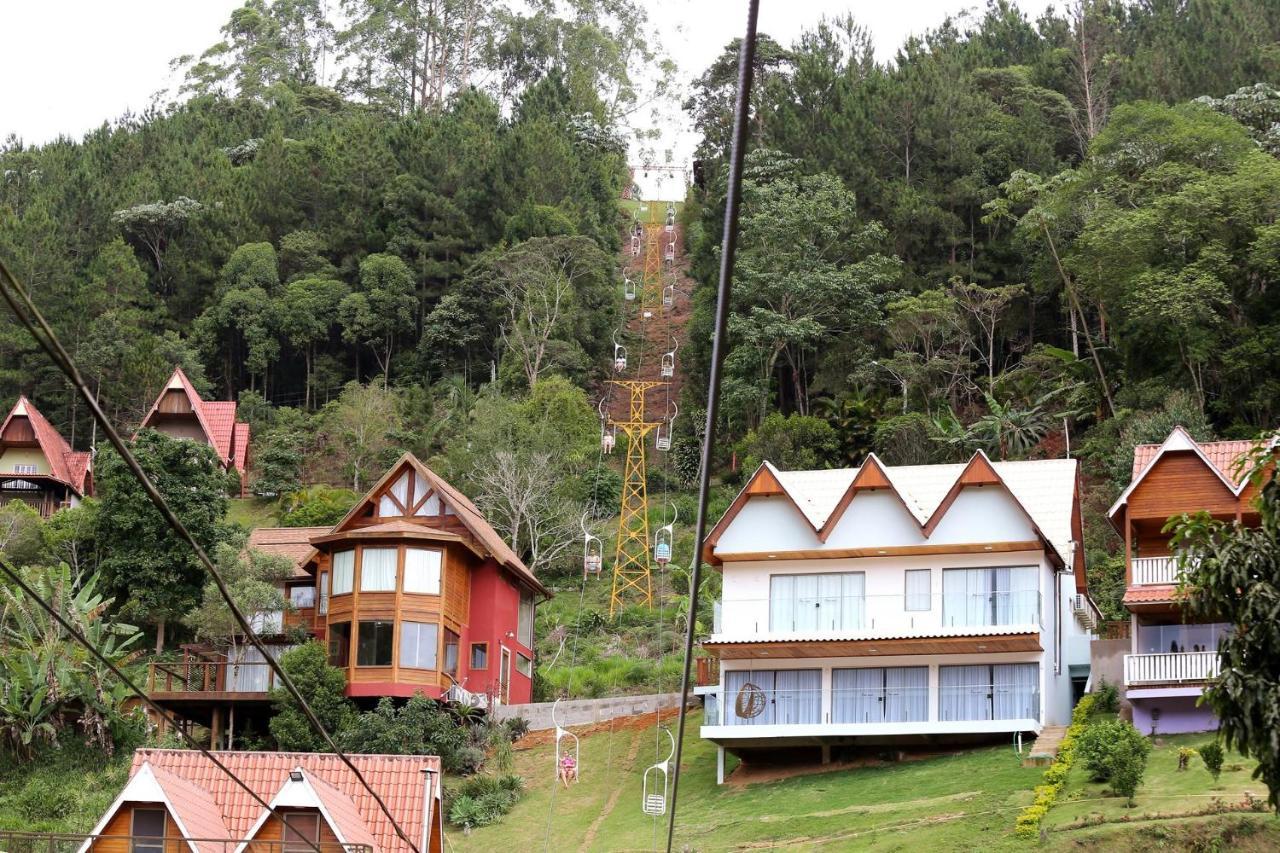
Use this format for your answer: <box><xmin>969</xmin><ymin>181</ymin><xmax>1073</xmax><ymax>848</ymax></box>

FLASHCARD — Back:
<box><xmin>155</xmin><ymin>618</ymin><xmax>166</xmax><ymax>655</ymax></box>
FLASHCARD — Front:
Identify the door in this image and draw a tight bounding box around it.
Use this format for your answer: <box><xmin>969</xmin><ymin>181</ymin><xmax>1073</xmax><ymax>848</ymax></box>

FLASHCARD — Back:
<box><xmin>884</xmin><ymin>667</ymin><xmax>928</xmax><ymax>723</ymax></box>
<box><xmin>832</xmin><ymin>668</ymin><xmax>883</xmax><ymax>724</ymax></box>
<box><xmin>992</xmin><ymin>663</ymin><xmax>1038</xmax><ymax>721</ymax></box>
<box><xmin>725</xmin><ymin>669</ymin><xmax>775</xmax><ymax>725</ymax></box>
<box><xmin>499</xmin><ymin>647</ymin><xmax>511</xmax><ymax>705</ymax></box>
<box><xmin>939</xmin><ymin>664</ymin><xmax>991</xmax><ymax>721</ymax></box>
<box><xmin>773</xmin><ymin>670</ymin><xmax>821</xmax><ymax>724</ymax></box>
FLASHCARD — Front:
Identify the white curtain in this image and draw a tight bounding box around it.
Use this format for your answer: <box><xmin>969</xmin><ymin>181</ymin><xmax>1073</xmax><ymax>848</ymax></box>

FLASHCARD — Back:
<box><xmin>227</xmin><ymin>644</ymin><xmax>288</xmax><ymax>691</ymax></box>
<box><xmin>939</xmin><ymin>664</ymin><xmax>991</xmax><ymax>721</ymax></box>
<box><xmin>884</xmin><ymin>667</ymin><xmax>928</xmax><ymax>723</ymax></box>
<box><xmin>1009</xmin><ymin>567</ymin><xmax>1039</xmax><ymax>624</ymax></box>
<box><xmin>832</xmin><ymin>668</ymin><xmax>883</xmax><ymax>724</ymax></box>
<box><xmin>360</xmin><ymin>547</ymin><xmax>397</xmax><ymax>591</ymax></box>
<box><xmin>943</xmin><ymin>568</ymin><xmax>1038</xmax><ymax>627</ymax></box>
<box><xmin>793</xmin><ymin>575</ymin><xmax>820</xmax><ymax>632</ymax></box>
<box><xmin>403</xmin><ymin>548</ymin><xmax>441</xmax><ymax>594</ymax></box>
<box><xmin>774</xmin><ymin>670</ymin><xmax>821</xmax><ymax>724</ymax></box>
<box><xmin>819</xmin><ymin>574</ymin><xmax>843</xmax><ymax>631</ymax></box>
<box><xmin>839</xmin><ymin>573</ymin><xmax>865</xmax><ymax>630</ymax></box>
<box><xmin>992</xmin><ymin>663</ymin><xmax>1039</xmax><ymax>720</ymax></box>
<box><xmin>905</xmin><ymin>570</ymin><xmax>931</xmax><ymax>612</ymax></box>
<box><xmin>332</xmin><ymin>550</ymin><xmax>354</xmax><ymax>595</ymax></box>
<box><xmin>391</xmin><ymin>471</ymin><xmax>410</xmax><ymax>505</ymax></box>
<box><xmin>769</xmin><ymin>576</ymin><xmax>794</xmax><ymax>632</ymax></box>
<box><xmin>771</xmin><ymin>573</ymin><xmax>863</xmax><ymax>632</ymax></box>
<box><xmin>399</xmin><ymin>621</ymin><xmax>439</xmax><ymax>669</ymax></box>
<box><xmin>725</xmin><ymin>669</ymin><xmax>775</xmax><ymax>726</ymax></box>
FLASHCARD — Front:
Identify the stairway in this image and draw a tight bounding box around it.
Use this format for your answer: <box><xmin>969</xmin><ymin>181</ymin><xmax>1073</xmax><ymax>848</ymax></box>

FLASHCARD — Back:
<box><xmin>1023</xmin><ymin>725</ymin><xmax>1069</xmax><ymax>767</ymax></box>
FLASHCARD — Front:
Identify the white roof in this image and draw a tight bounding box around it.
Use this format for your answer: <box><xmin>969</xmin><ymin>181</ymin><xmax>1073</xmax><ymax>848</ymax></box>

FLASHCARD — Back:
<box><xmin>771</xmin><ymin>456</ymin><xmax>1078</xmax><ymax>565</ymax></box>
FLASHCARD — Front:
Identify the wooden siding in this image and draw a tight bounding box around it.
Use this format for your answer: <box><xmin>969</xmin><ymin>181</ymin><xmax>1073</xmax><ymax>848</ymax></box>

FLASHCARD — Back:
<box><xmin>443</xmin><ymin>545</ymin><xmax>470</xmax><ymax>628</ymax></box>
<box><xmin>0</xmin><ymin>417</ymin><xmax>35</xmax><ymax>443</ymax></box>
<box><xmin>90</xmin><ymin>806</ymin><xmax>183</xmax><ymax>853</ymax></box>
<box><xmin>250</xmin><ymin>810</ymin><xmax>342</xmax><ymax>846</ymax></box>
<box><xmin>156</xmin><ymin>389</ymin><xmax>195</xmax><ymax>415</ymax></box>
<box><xmin>1128</xmin><ymin>453</ymin><xmax>1240</xmax><ymax>520</ymax></box>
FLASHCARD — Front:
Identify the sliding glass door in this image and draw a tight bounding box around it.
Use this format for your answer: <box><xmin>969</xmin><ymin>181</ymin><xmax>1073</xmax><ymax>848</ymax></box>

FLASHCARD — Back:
<box><xmin>770</xmin><ymin>573</ymin><xmax>865</xmax><ymax>632</ymax></box>
<box><xmin>939</xmin><ymin>663</ymin><xmax>1039</xmax><ymax>722</ymax></box>
<box><xmin>832</xmin><ymin>667</ymin><xmax>928</xmax><ymax>724</ymax></box>
<box><xmin>942</xmin><ymin>567</ymin><xmax>1038</xmax><ymax>628</ymax></box>
<box><xmin>724</xmin><ymin>669</ymin><xmax>821</xmax><ymax>726</ymax></box>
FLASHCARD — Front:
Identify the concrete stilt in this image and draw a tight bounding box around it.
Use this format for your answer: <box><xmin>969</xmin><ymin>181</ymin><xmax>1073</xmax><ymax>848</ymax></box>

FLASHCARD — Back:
<box><xmin>716</xmin><ymin>746</ymin><xmax>725</xmax><ymax>785</ymax></box>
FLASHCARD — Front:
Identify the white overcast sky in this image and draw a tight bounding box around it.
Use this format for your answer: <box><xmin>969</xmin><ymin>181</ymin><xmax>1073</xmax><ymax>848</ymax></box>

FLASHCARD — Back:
<box><xmin>2</xmin><ymin>0</ymin><xmax>1053</xmax><ymax>198</ymax></box>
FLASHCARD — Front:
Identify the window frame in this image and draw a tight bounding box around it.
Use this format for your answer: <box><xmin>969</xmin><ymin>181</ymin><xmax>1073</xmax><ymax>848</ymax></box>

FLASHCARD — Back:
<box><xmin>444</xmin><ymin>629</ymin><xmax>460</xmax><ymax>679</ymax></box>
<box><xmin>289</xmin><ymin>584</ymin><xmax>316</xmax><ymax>609</ymax></box>
<box><xmin>470</xmin><ymin>642</ymin><xmax>488</xmax><ymax>670</ymax></box>
<box><xmin>318</xmin><ymin>570</ymin><xmax>329</xmax><ymax>616</ymax></box>
<box><xmin>359</xmin><ymin>546</ymin><xmax>399</xmax><ymax>593</ymax></box>
<box><xmin>517</xmin><ymin>589</ymin><xmax>535</xmax><ymax>647</ymax></box>
<box><xmin>328</xmin><ymin>621</ymin><xmax>352</xmax><ymax>667</ymax></box>
<box><xmin>356</xmin><ymin>620</ymin><xmax>395</xmax><ymax>667</ymax></box>
<box><xmin>331</xmin><ymin>549</ymin><xmax>355</xmax><ymax>596</ymax></box>
<box><xmin>399</xmin><ymin>620</ymin><xmax>440</xmax><ymax>670</ymax></box>
<box><xmin>130</xmin><ymin>807</ymin><xmax>167</xmax><ymax>853</ymax></box>
<box><xmin>515</xmin><ymin>652</ymin><xmax>533</xmax><ymax>678</ymax></box>
<box><xmin>282</xmin><ymin>810</ymin><xmax>321</xmax><ymax>852</ymax></box>
<box><xmin>403</xmin><ymin>547</ymin><xmax>443</xmax><ymax>595</ymax></box>
<box><xmin>904</xmin><ymin>569</ymin><xmax>931</xmax><ymax>612</ymax></box>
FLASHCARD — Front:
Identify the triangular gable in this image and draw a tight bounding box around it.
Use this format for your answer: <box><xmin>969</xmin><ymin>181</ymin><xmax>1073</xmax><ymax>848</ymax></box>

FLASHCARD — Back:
<box><xmin>921</xmin><ymin>452</ymin><xmax>1064</xmax><ymax>567</ymax></box>
<box><xmin>703</xmin><ymin>462</ymin><xmax>820</xmax><ymax>564</ymax></box>
<box><xmin>818</xmin><ymin>453</ymin><xmax>922</xmax><ymax>543</ymax></box>
<box><xmin>237</xmin><ymin>768</ymin><xmax>376</xmax><ymax>852</ymax></box>
<box><xmin>139</xmin><ymin>367</ymin><xmax>220</xmax><ymax>455</ymax></box>
<box><xmin>80</xmin><ymin>763</ymin><xmax>229</xmax><ymax>853</ymax></box>
<box><xmin>1108</xmin><ymin>426</ymin><xmax>1248</xmax><ymax>526</ymax></box>
<box><xmin>329</xmin><ymin>453</ymin><xmax>546</xmax><ymax>596</ymax></box>
<box><xmin>0</xmin><ymin>396</ymin><xmax>88</xmax><ymax>495</ymax></box>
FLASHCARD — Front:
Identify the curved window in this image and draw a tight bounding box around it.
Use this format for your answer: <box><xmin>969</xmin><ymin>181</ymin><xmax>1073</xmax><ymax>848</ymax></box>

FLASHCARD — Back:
<box><xmin>404</xmin><ymin>548</ymin><xmax>442</xmax><ymax>594</ymax></box>
<box><xmin>400</xmin><ymin>621</ymin><xmax>439</xmax><ymax>670</ymax></box>
<box><xmin>360</xmin><ymin>547</ymin><xmax>397</xmax><ymax>592</ymax></box>
<box><xmin>357</xmin><ymin>621</ymin><xmax>394</xmax><ymax>666</ymax></box>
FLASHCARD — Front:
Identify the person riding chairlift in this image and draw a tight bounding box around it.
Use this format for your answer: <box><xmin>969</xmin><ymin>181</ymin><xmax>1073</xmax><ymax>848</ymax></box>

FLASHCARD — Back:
<box><xmin>559</xmin><ymin>750</ymin><xmax>578</xmax><ymax>787</ymax></box>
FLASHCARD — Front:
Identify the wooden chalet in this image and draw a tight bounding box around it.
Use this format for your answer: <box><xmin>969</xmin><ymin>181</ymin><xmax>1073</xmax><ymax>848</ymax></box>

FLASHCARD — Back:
<box><xmin>0</xmin><ymin>395</ymin><xmax>92</xmax><ymax>517</ymax></box>
<box><xmin>140</xmin><ymin>367</ymin><xmax>251</xmax><ymax>495</ymax></box>
<box><xmin>148</xmin><ymin>453</ymin><xmax>549</xmax><ymax>746</ymax></box>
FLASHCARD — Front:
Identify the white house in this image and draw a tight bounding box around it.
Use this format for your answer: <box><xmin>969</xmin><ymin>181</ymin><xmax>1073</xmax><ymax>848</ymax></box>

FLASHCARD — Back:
<box><xmin>697</xmin><ymin>451</ymin><xmax>1097</xmax><ymax>782</ymax></box>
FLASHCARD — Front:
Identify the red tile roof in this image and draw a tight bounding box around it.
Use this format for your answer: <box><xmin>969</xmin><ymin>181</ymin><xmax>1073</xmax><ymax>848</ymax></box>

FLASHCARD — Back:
<box><xmin>1123</xmin><ymin>584</ymin><xmax>1182</xmax><ymax>605</ymax></box>
<box><xmin>0</xmin><ymin>396</ymin><xmax>91</xmax><ymax>495</ymax></box>
<box><xmin>140</xmin><ymin>368</ymin><xmax>250</xmax><ymax>478</ymax></box>
<box><xmin>148</xmin><ymin>764</ymin><xmax>232</xmax><ymax>853</ymax></box>
<box><xmin>130</xmin><ymin>749</ymin><xmax>436</xmax><ymax>850</ymax></box>
<box><xmin>247</xmin><ymin>526</ymin><xmax>331</xmax><ymax>578</ymax></box>
<box><xmin>1132</xmin><ymin>438</ymin><xmax>1258</xmax><ymax>487</ymax></box>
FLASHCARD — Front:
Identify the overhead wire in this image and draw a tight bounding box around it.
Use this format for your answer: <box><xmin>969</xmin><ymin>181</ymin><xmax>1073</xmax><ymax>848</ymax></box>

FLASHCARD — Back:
<box><xmin>0</xmin><ymin>556</ymin><xmax>326</xmax><ymax>853</ymax></box>
<box><xmin>0</xmin><ymin>257</ymin><xmax>422</xmax><ymax>853</ymax></box>
<box><xmin>665</xmin><ymin>2</ymin><xmax>761</xmax><ymax>850</ymax></box>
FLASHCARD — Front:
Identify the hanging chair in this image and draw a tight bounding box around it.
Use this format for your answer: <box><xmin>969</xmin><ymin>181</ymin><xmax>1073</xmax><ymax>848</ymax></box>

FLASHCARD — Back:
<box><xmin>642</xmin><ymin>727</ymin><xmax>676</xmax><ymax>816</ymax></box>
<box><xmin>653</xmin><ymin>505</ymin><xmax>676</xmax><ymax>567</ymax></box>
<box><xmin>663</xmin><ymin>283</ymin><xmax>675</xmax><ymax>308</ymax></box>
<box><xmin>582</xmin><ymin>516</ymin><xmax>603</xmax><ymax>577</ymax></box>
<box><xmin>624</xmin><ymin>277</ymin><xmax>636</xmax><ymax>301</ymax></box>
<box><xmin>664</xmin><ymin>241</ymin><xmax>675</xmax><ymax>263</ymax></box>
<box><xmin>553</xmin><ymin>698</ymin><xmax>580</xmax><ymax>783</ymax></box>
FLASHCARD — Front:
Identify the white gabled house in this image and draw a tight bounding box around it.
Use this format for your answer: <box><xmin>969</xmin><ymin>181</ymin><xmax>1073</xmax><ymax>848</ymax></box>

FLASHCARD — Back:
<box><xmin>697</xmin><ymin>451</ymin><xmax>1096</xmax><ymax>782</ymax></box>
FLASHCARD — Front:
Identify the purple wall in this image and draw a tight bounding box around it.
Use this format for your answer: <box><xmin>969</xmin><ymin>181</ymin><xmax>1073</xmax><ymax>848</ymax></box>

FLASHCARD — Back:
<box><xmin>1130</xmin><ymin>695</ymin><xmax>1217</xmax><ymax>735</ymax></box>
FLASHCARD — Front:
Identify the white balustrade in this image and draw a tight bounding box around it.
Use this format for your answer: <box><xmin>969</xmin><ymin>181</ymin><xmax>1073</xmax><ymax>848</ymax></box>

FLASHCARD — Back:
<box><xmin>1131</xmin><ymin>556</ymin><xmax>1180</xmax><ymax>585</ymax></box>
<box><xmin>1124</xmin><ymin>650</ymin><xmax>1219</xmax><ymax>686</ymax></box>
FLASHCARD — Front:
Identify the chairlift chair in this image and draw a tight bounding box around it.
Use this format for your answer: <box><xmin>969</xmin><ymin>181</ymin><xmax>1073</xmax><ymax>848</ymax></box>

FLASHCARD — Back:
<box><xmin>553</xmin><ymin>699</ymin><xmax>581</xmax><ymax>783</ymax></box>
<box><xmin>624</xmin><ymin>276</ymin><xmax>636</xmax><ymax>301</ymax></box>
<box><xmin>653</xmin><ymin>504</ymin><xmax>677</xmax><ymax>566</ymax></box>
<box><xmin>601</xmin><ymin>425</ymin><xmax>616</xmax><ymax>453</ymax></box>
<box><xmin>660</xmin><ymin>351</ymin><xmax>675</xmax><ymax>378</ymax></box>
<box><xmin>582</xmin><ymin>516</ymin><xmax>604</xmax><ymax>577</ymax></box>
<box><xmin>631</xmin><ymin>234</ymin><xmax>641</xmax><ymax>256</ymax></box>
<box><xmin>662</xmin><ymin>283</ymin><xmax>675</xmax><ymax>309</ymax></box>
<box><xmin>612</xmin><ymin>332</ymin><xmax>627</xmax><ymax>372</ymax></box>
<box><xmin>665</xmin><ymin>204</ymin><xmax>676</xmax><ymax>233</ymax></box>
<box><xmin>664</xmin><ymin>241</ymin><xmax>676</xmax><ymax>263</ymax></box>
<box><xmin>642</xmin><ymin>727</ymin><xmax>676</xmax><ymax>816</ymax></box>
<box><xmin>654</xmin><ymin>402</ymin><xmax>677</xmax><ymax>451</ymax></box>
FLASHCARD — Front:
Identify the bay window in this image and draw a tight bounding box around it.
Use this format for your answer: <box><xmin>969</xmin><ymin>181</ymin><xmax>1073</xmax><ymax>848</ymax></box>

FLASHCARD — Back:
<box><xmin>400</xmin><ymin>621</ymin><xmax>439</xmax><ymax>669</ymax></box>
<box><xmin>403</xmin><ymin>548</ymin><xmax>442</xmax><ymax>594</ymax></box>
<box><xmin>360</xmin><ymin>547</ymin><xmax>397</xmax><ymax>592</ymax></box>
<box><xmin>332</xmin><ymin>549</ymin><xmax>354</xmax><ymax>595</ymax></box>
<box><xmin>356</xmin><ymin>620</ymin><xmax>394</xmax><ymax>666</ymax></box>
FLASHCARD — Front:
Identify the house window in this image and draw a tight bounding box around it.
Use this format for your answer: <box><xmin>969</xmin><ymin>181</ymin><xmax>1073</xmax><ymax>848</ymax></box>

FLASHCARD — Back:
<box><xmin>942</xmin><ymin>567</ymin><xmax>1038</xmax><ymax>627</ymax></box>
<box><xmin>400</xmin><ymin>621</ymin><xmax>439</xmax><ymax>669</ymax></box>
<box><xmin>328</xmin><ymin>621</ymin><xmax>351</xmax><ymax>667</ymax></box>
<box><xmin>12</xmin><ymin>463</ymin><xmax>37</xmax><ymax>475</ymax></box>
<box><xmin>517</xmin><ymin>590</ymin><xmax>535</xmax><ymax>647</ymax></box>
<box><xmin>938</xmin><ymin>663</ymin><xmax>1039</xmax><ymax>722</ymax></box>
<box><xmin>332</xmin><ymin>550</ymin><xmax>354</xmax><ymax>595</ymax></box>
<box><xmin>516</xmin><ymin>653</ymin><xmax>532</xmax><ymax>677</ymax></box>
<box><xmin>318</xmin><ymin>571</ymin><xmax>329</xmax><ymax>615</ymax></box>
<box><xmin>403</xmin><ymin>548</ymin><xmax>442</xmax><ymax>594</ymax></box>
<box><xmin>769</xmin><ymin>573</ymin><xmax>865</xmax><ymax>632</ymax></box>
<box><xmin>282</xmin><ymin>812</ymin><xmax>321</xmax><ymax>852</ymax></box>
<box><xmin>444</xmin><ymin>629</ymin><xmax>459</xmax><ymax>678</ymax></box>
<box><xmin>131</xmin><ymin>808</ymin><xmax>166</xmax><ymax>853</ymax></box>
<box><xmin>904</xmin><ymin>570</ymin><xmax>931</xmax><ymax>611</ymax></box>
<box><xmin>289</xmin><ymin>585</ymin><xmax>316</xmax><ymax>609</ymax></box>
<box><xmin>360</xmin><ymin>547</ymin><xmax>397</xmax><ymax>592</ymax></box>
<box><xmin>832</xmin><ymin>667</ymin><xmax>928</xmax><ymax>724</ymax></box>
<box><xmin>470</xmin><ymin>643</ymin><xmax>488</xmax><ymax>670</ymax></box>
<box><xmin>357</xmin><ymin>620</ymin><xmax>394</xmax><ymax>666</ymax></box>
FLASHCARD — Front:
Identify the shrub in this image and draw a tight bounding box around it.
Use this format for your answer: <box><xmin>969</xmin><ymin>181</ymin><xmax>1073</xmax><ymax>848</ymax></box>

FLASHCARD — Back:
<box><xmin>1094</xmin><ymin>679</ymin><xmax>1120</xmax><ymax>714</ymax></box>
<box><xmin>1107</xmin><ymin>729</ymin><xmax>1151</xmax><ymax>805</ymax></box>
<box><xmin>737</xmin><ymin>412</ymin><xmax>840</xmax><ymax>472</ymax></box>
<box><xmin>1015</xmin><ymin>693</ymin><xmax>1096</xmax><ymax>838</ymax></box>
<box><xmin>447</xmin><ymin>773</ymin><xmax>525</xmax><ymax>830</ymax></box>
<box><xmin>14</xmin><ymin>777</ymin><xmax>78</xmax><ymax>823</ymax></box>
<box><xmin>1200</xmin><ymin>742</ymin><xmax>1225</xmax><ymax>781</ymax></box>
<box><xmin>269</xmin><ymin>642</ymin><xmax>356</xmax><ymax>752</ymax></box>
<box><xmin>503</xmin><ymin>716</ymin><xmax>531</xmax><ymax>742</ymax></box>
<box><xmin>1178</xmin><ymin>746</ymin><xmax>1198</xmax><ymax>771</ymax></box>
<box><xmin>337</xmin><ymin>694</ymin><xmax>473</xmax><ymax>772</ymax></box>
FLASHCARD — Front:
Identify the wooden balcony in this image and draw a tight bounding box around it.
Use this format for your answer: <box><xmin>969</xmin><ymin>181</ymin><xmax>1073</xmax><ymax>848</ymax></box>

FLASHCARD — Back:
<box><xmin>0</xmin><ymin>831</ymin><xmax>370</xmax><ymax>853</ymax></box>
<box><xmin>1131</xmin><ymin>556</ymin><xmax>1181</xmax><ymax>585</ymax></box>
<box><xmin>148</xmin><ymin>660</ymin><xmax>279</xmax><ymax>699</ymax></box>
<box><xmin>1124</xmin><ymin>651</ymin><xmax>1219</xmax><ymax>686</ymax></box>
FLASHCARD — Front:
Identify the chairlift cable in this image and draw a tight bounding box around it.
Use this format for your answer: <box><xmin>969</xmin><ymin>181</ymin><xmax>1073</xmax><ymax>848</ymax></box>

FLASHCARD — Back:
<box><xmin>0</xmin><ymin>258</ymin><xmax>422</xmax><ymax>853</ymax></box>
<box><xmin>665</xmin><ymin>3</ymin><xmax>761</xmax><ymax>849</ymax></box>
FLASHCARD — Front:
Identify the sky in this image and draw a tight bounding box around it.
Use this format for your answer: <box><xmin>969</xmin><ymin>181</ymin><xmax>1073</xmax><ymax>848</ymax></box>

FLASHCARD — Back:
<box><xmin>2</xmin><ymin>0</ymin><xmax>1054</xmax><ymax>199</ymax></box>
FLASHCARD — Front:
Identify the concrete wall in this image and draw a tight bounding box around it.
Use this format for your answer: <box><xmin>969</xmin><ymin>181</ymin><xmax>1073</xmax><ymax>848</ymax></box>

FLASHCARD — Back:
<box><xmin>1090</xmin><ymin>638</ymin><xmax>1128</xmax><ymax>694</ymax></box>
<box><xmin>1131</xmin><ymin>694</ymin><xmax>1217</xmax><ymax>735</ymax></box>
<box><xmin>493</xmin><ymin>692</ymin><xmax>690</xmax><ymax>731</ymax></box>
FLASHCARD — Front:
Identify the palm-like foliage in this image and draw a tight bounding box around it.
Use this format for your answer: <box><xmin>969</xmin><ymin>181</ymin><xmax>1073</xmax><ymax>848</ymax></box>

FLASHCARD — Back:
<box><xmin>0</xmin><ymin>564</ymin><xmax>143</xmax><ymax>759</ymax></box>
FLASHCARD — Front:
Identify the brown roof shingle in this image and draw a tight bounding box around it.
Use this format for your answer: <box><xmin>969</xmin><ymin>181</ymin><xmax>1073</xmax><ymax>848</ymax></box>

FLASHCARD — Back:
<box><xmin>1132</xmin><ymin>438</ymin><xmax>1258</xmax><ymax>487</ymax></box>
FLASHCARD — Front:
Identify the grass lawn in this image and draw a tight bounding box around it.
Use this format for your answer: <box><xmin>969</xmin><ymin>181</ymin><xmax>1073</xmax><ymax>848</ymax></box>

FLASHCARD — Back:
<box><xmin>0</xmin><ymin>740</ymin><xmax>134</xmax><ymax>832</ymax></box>
<box><xmin>451</xmin><ymin>714</ymin><xmax>1280</xmax><ymax>852</ymax></box>
<box><xmin>227</xmin><ymin>496</ymin><xmax>278</xmax><ymax>529</ymax></box>
<box><xmin>1045</xmin><ymin>731</ymin><xmax>1276</xmax><ymax>838</ymax></box>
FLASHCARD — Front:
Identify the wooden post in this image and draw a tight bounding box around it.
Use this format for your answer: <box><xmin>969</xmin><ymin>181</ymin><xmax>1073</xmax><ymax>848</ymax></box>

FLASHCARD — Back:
<box><xmin>210</xmin><ymin>706</ymin><xmax>223</xmax><ymax>750</ymax></box>
<box><xmin>1123</xmin><ymin>506</ymin><xmax>1132</xmax><ymax>587</ymax></box>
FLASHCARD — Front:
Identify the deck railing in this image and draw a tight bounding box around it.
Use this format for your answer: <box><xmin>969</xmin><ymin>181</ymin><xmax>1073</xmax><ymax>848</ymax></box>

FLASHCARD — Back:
<box><xmin>147</xmin><ymin>660</ymin><xmax>278</xmax><ymax>695</ymax></box>
<box><xmin>0</xmin><ymin>832</ymin><xmax>370</xmax><ymax>853</ymax></box>
<box><xmin>1131</xmin><ymin>556</ymin><xmax>1183</xmax><ymax>586</ymax></box>
<box><xmin>1124</xmin><ymin>651</ymin><xmax>1220</xmax><ymax>686</ymax></box>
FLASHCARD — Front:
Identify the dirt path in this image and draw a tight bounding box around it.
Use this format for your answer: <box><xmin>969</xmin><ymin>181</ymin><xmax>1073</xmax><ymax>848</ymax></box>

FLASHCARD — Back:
<box><xmin>579</xmin><ymin>725</ymin><xmax>645</xmax><ymax>851</ymax></box>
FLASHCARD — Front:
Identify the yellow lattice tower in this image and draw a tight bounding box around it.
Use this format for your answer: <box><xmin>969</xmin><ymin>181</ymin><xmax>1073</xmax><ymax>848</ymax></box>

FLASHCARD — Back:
<box><xmin>608</xmin><ymin>379</ymin><xmax>667</xmax><ymax>614</ymax></box>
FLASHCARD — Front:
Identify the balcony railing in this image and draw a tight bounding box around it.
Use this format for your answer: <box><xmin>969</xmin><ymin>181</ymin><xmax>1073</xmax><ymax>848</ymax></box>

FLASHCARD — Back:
<box><xmin>1124</xmin><ymin>651</ymin><xmax>1220</xmax><ymax>686</ymax></box>
<box><xmin>714</xmin><ymin>590</ymin><xmax>1042</xmax><ymax>638</ymax></box>
<box><xmin>1131</xmin><ymin>556</ymin><xmax>1181</xmax><ymax>586</ymax></box>
<box><xmin>695</xmin><ymin>657</ymin><xmax>720</xmax><ymax>687</ymax></box>
<box><xmin>0</xmin><ymin>832</ymin><xmax>370</xmax><ymax>853</ymax></box>
<box><xmin>710</xmin><ymin>684</ymin><xmax>1040</xmax><ymax>726</ymax></box>
<box><xmin>720</xmin><ymin>687</ymin><xmax>823</xmax><ymax>726</ymax></box>
<box><xmin>148</xmin><ymin>660</ymin><xmax>279</xmax><ymax>695</ymax></box>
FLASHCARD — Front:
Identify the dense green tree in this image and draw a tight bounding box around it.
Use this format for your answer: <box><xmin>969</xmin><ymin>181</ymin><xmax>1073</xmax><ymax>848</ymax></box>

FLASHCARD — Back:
<box><xmin>95</xmin><ymin>431</ymin><xmax>232</xmax><ymax>652</ymax></box>
<box><xmin>268</xmin><ymin>641</ymin><xmax>356</xmax><ymax>752</ymax></box>
<box><xmin>736</xmin><ymin>412</ymin><xmax>840</xmax><ymax>474</ymax></box>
